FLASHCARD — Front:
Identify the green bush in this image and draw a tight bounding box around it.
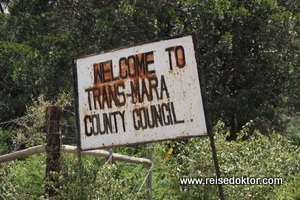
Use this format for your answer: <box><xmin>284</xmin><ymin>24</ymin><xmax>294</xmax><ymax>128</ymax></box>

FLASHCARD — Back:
<box><xmin>152</xmin><ymin>121</ymin><xmax>300</xmax><ymax>199</ymax></box>
<box><xmin>50</xmin><ymin>153</ymin><xmax>147</xmax><ymax>200</ymax></box>
<box><xmin>275</xmin><ymin>173</ymin><xmax>300</xmax><ymax>200</ymax></box>
<box><xmin>1</xmin><ymin>121</ymin><xmax>299</xmax><ymax>199</ymax></box>
<box><xmin>0</xmin><ymin>154</ymin><xmax>45</xmax><ymax>200</ymax></box>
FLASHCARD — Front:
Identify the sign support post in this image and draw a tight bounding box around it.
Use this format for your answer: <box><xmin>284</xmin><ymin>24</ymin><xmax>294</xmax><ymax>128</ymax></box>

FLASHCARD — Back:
<box><xmin>146</xmin><ymin>143</ymin><xmax>153</xmax><ymax>200</ymax></box>
<box><xmin>194</xmin><ymin>35</ymin><xmax>225</xmax><ymax>200</ymax></box>
<box><xmin>209</xmin><ymin>133</ymin><xmax>225</xmax><ymax>200</ymax></box>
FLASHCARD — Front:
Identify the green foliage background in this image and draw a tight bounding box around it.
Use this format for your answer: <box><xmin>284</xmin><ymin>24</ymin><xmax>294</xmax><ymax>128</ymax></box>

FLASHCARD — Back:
<box><xmin>0</xmin><ymin>0</ymin><xmax>300</xmax><ymax>199</ymax></box>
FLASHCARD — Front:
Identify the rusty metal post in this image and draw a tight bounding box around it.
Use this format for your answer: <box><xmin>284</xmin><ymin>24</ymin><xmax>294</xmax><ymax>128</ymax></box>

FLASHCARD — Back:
<box><xmin>45</xmin><ymin>106</ymin><xmax>63</xmax><ymax>197</ymax></box>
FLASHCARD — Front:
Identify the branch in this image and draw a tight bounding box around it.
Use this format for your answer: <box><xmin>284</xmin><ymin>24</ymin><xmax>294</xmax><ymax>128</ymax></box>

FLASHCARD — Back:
<box><xmin>0</xmin><ymin>145</ymin><xmax>45</xmax><ymax>163</ymax></box>
<box><xmin>0</xmin><ymin>145</ymin><xmax>152</xmax><ymax>167</ymax></box>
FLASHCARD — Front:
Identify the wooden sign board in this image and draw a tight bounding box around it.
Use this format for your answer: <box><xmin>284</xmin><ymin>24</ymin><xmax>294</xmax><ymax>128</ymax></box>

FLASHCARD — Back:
<box><xmin>73</xmin><ymin>32</ymin><xmax>208</xmax><ymax>150</ymax></box>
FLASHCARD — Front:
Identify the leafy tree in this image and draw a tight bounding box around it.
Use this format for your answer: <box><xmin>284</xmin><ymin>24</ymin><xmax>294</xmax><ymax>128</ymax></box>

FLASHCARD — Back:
<box><xmin>182</xmin><ymin>0</ymin><xmax>300</xmax><ymax>138</ymax></box>
<box><xmin>1</xmin><ymin>0</ymin><xmax>299</xmax><ymax>138</ymax></box>
<box><xmin>0</xmin><ymin>41</ymin><xmax>43</xmax><ymax>122</ymax></box>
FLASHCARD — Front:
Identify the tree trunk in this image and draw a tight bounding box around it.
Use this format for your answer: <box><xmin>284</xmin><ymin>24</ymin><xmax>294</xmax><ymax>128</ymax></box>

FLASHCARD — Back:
<box><xmin>228</xmin><ymin>112</ymin><xmax>238</xmax><ymax>140</ymax></box>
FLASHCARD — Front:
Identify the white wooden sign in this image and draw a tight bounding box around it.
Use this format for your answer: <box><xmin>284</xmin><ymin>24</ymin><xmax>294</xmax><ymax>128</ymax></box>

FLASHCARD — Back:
<box><xmin>73</xmin><ymin>32</ymin><xmax>208</xmax><ymax>150</ymax></box>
